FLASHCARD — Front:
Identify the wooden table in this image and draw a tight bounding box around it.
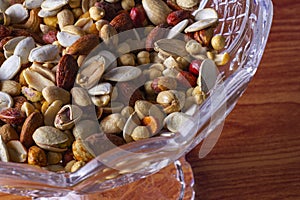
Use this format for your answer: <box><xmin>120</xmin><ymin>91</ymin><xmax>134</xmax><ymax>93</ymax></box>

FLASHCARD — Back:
<box><xmin>1</xmin><ymin>0</ymin><xmax>300</xmax><ymax>199</ymax></box>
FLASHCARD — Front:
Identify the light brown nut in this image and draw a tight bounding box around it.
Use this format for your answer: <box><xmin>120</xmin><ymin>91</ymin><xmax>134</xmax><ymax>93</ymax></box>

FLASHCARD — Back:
<box><xmin>0</xmin><ymin>124</ymin><xmax>19</xmax><ymax>144</ymax></box>
<box><xmin>6</xmin><ymin>140</ymin><xmax>27</xmax><ymax>163</ymax></box>
<box><xmin>100</xmin><ymin>113</ymin><xmax>126</xmax><ymax>134</ymax></box>
<box><xmin>47</xmin><ymin>151</ymin><xmax>62</xmax><ymax>165</ymax></box>
<box><xmin>100</xmin><ymin>24</ymin><xmax>118</xmax><ymax>47</ymax></box>
<box><xmin>118</xmin><ymin>53</ymin><xmax>136</xmax><ymax>66</ymax></box>
<box><xmin>91</xmin><ymin>95</ymin><xmax>110</xmax><ymax>107</ymax></box>
<box><xmin>57</xmin><ymin>9</ymin><xmax>75</xmax><ymax>30</ymax></box>
<box><xmin>43</xmin><ymin>100</ymin><xmax>63</xmax><ymax>126</ymax></box>
<box><xmin>28</xmin><ymin>145</ymin><xmax>47</xmax><ymax>167</ymax></box>
<box><xmin>67</xmin><ymin>34</ymin><xmax>100</xmax><ymax>55</ymax></box>
<box><xmin>121</xmin><ymin>0</ymin><xmax>135</xmax><ymax>10</ymax></box>
<box><xmin>70</xmin><ymin>87</ymin><xmax>92</xmax><ymax>107</ymax></box>
<box><xmin>110</xmin><ymin>12</ymin><xmax>134</xmax><ymax>33</ymax></box>
<box><xmin>21</xmin><ymin>101</ymin><xmax>36</xmax><ymax>117</ymax></box>
<box><xmin>131</xmin><ymin>126</ymin><xmax>151</xmax><ymax>141</ymax></box>
<box><xmin>20</xmin><ymin>111</ymin><xmax>44</xmax><ymax>148</ymax></box>
<box><xmin>42</xmin><ymin>86</ymin><xmax>71</xmax><ymax>105</ymax></box>
<box><xmin>151</xmin><ymin>76</ymin><xmax>177</xmax><ymax>93</ymax></box>
<box><xmin>72</xmin><ymin>139</ymin><xmax>95</xmax><ymax>162</ymax></box>
<box><xmin>137</xmin><ymin>51</ymin><xmax>150</xmax><ymax>65</ymax></box>
<box><xmin>65</xmin><ymin>160</ymin><xmax>76</xmax><ymax>172</ymax></box>
<box><xmin>0</xmin><ymin>80</ymin><xmax>21</xmax><ymax>96</ymax></box>
<box><xmin>89</xmin><ymin>6</ymin><xmax>105</xmax><ymax>21</ymax></box>
<box><xmin>22</xmin><ymin>68</ymin><xmax>55</xmax><ymax>92</ymax></box>
<box><xmin>56</xmin><ymin>54</ymin><xmax>79</xmax><ymax>91</ymax></box>
<box><xmin>73</xmin><ymin>119</ymin><xmax>100</xmax><ymax>140</ymax></box>
<box><xmin>71</xmin><ymin>160</ymin><xmax>85</xmax><ymax>172</ymax></box>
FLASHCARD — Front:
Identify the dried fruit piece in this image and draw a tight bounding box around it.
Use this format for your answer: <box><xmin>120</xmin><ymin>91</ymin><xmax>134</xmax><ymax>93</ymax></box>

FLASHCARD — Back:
<box><xmin>110</xmin><ymin>12</ymin><xmax>134</xmax><ymax>33</ymax></box>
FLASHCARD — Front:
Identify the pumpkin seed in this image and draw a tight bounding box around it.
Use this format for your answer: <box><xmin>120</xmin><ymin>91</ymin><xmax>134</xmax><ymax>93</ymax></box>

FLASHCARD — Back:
<box><xmin>103</xmin><ymin>66</ymin><xmax>142</xmax><ymax>82</ymax></box>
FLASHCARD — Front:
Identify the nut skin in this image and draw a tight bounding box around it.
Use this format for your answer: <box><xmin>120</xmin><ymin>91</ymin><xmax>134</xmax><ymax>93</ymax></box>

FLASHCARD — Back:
<box><xmin>167</xmin><ymin>10</ymin><xmax>191</xmax><ymax>26</ymax></box>
<box><xmin>117</xmin><ymin>81</ymin><xmax>145</xmax><ymax>107</ymax></box>
<box><xmin>145</xmin><ymin>24</ymin><xmax>169</xmax><ymax>51</ymax></box>
<box><xmin>95</xmin><ymin>1</ymin><xmax>122</xmax><ymax>21</ymax></box>
<box><xmin>110</xmin><ymin>12</ymin><xmax>134</xmax><ymax>33</ymax></box>
<box><xmin>67</xmin><ymin>34</ymin><xmax>100</xmax><ymax>55</ymax></box>
<box><xmin>0</xmin><ymin>25</ymin><xmax>11</xmax><ymax>40</ymax></box>
<box><xmin>42</xmin><ymin>30</ymin><xmax>58</xmax><ymax>44</ymax></box>
<box><xmin>130</xmin><ymin>5</ymin><xmax>148</xmax><ymax>27</ymax></box>
<box><xmin>166</xmin><ymin>0</ymin><xmax>183</xmax><ymax>10</ymax></box>
<box><xmin>176</xmin><ymin>71</ymin><xmax>197</xmax><ymax>88</ymax></box>
<box><xmin>56</xmin><ymin>54</ymin><xmax>79</xmax><ymax>91</ymax></box>
<box><xmin>28</xmin><ymin>146</ymin><xmax>47</xmax><ymax>167</ymax></box>
<box><xmin>194</xmin><ymin>27</ymin><xmax>214</xmax><ymax>47</ymax></box>
<box><xmin>72</xmin><ymin>139</ymin><xmax>95</xmax><ymax>162</ymax></box>
<box><xmin>0</xmin><ymin>124</ymin><xmax>19</xmax><ymax>144</ymax></box>
<box><xmin>20</xmin><ymin>112</ymin><xmax>44</xmax><ymax>148</ymax></box>
<box><xmin>189</xmin><ymin>59</ymin><xmax>203</xmax><ymax>76</ymax></box>
<box><xmin>12</xmin><ymin>96</ymin><xmax>27</xmax><ymax>110</ymax></box>
<box><xmin>0</xmin><ymin>108</ymin><xmax>26</xmax><ymax>125</ymax></box>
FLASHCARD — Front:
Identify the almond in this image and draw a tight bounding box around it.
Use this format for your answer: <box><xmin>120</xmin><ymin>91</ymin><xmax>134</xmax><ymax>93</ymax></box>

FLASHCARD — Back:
<box><xmin>20</xmin><ymin>112</ymin><xmax>44</xmax><ymax>148</ymax></box>
<box><xmin>67</xmin><ymin>34</ymin><xmax>100</xmax><ymax>55</ymax></box>
<box><xmin>56</xmin><ymin>54</ymin><xmax>79</xmax><ymax>91</ymax></box>
<box><xmin>145</xmin><ymin>24</ymin><xmax>169</xmax><ymax>51</ymax></box>
<box><xmin>110</xmin><ymin>12</ymin><xmax>134</xmax><ymax>33</ymax></box>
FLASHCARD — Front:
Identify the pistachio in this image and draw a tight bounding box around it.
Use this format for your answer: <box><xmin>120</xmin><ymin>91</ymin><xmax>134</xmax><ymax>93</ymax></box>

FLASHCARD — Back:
<box><xmin>54</xmin><ymin>105</ymin><xmax>82</xmax><ymax>130</ymax></box>
<box><xmin>70</xmin><ymin>87</ymin><xmax>92</xmax><ymax>107</ymax></box>
<box><xmin>32</xmin><ymin>126</ymin><xmax>69</xmax><ymax>152</ymax></box>
<box><xmin>156</xmin><ymin>90</ymin><xmax>186</xmax><ymax>114</ymax></box>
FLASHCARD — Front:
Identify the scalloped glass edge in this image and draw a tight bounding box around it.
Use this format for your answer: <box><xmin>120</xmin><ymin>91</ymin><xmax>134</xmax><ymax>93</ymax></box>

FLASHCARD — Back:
<box><xmin>0</xmin><ymin>0</ymin><xmax>273</xmax><ymax>198</ymax></box>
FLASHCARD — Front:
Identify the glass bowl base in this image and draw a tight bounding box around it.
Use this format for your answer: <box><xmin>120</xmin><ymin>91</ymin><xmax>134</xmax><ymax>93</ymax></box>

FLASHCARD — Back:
<box><xmin>34</xmin><ymin>157</ymin><xmax>194</xmax><ymax>200</ymax></box>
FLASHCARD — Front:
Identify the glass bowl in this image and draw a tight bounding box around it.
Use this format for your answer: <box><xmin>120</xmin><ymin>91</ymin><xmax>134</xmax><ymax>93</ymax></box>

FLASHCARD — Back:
<box><xmin>0</xmin><ymin>0</ymin><xmax>273</xmax><ymax>199</ymax></box>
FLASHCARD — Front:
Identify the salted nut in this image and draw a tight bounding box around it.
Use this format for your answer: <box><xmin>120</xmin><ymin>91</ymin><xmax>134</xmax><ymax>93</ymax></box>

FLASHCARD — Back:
<box><xmin>32</xmin><ymin>126</ymin><xmax>69</xmax><ymax>152</ymax></box>
<box><xmin>54</xmin><ymin>104</ymin><xmax>83</xmax><ymax>130</ymax></box>
<box><xmin>0</xmin><ymin>0</ymin><xmax>231</xmax><ymax>172</ymax></box>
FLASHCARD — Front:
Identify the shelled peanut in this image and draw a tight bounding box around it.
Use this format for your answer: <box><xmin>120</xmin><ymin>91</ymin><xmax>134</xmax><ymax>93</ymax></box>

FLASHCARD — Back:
<box><xmin>0</xmin><ymin>0</ymin><xmax>229</xmax><ymax>172</ymax></box>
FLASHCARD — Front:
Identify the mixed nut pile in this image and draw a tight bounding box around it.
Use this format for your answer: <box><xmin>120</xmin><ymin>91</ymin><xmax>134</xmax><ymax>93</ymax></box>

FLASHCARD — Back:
<box><xmin>0</xmin><ymin>0</ymin><xmax>229</xmax><ymax>173</ymax></box>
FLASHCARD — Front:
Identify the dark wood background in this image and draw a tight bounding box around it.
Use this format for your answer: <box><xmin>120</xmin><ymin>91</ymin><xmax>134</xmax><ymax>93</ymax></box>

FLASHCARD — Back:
<box><xmin>1</xmin><ymin>0</ymin><xmax>300</xmax><ymax>199</ymax></box>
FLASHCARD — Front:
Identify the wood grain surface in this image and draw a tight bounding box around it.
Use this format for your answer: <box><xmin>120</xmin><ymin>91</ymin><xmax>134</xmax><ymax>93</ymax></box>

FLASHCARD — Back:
<box><xmin>1</xmin><ymin>0</ymin><xmax>299</xmax><ymax>199</ymax></box>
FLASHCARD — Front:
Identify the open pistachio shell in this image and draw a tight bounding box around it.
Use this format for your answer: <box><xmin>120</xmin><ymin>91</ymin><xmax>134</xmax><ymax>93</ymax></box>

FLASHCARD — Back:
<box><xmin>54</xmin><ymin>105</ymin><xmax>83</xmax><ymax>130</ymax></box>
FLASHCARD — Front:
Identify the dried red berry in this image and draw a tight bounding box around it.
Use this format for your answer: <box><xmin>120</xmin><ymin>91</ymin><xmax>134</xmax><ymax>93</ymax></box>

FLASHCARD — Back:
<box><xmin>167</xmin><ymin>10</ymin><xmax>191</xmax><ymax>26</ymax></box>
<box><xmin>130</xmin><ymin>5</ymin><xmax>148</xmax><ymax>27</ymax></box>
